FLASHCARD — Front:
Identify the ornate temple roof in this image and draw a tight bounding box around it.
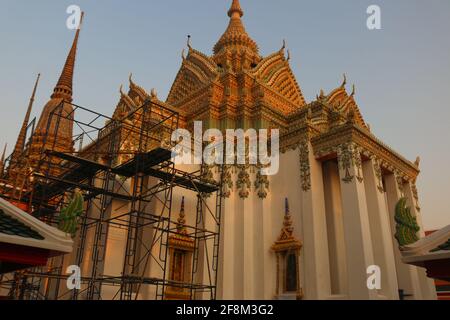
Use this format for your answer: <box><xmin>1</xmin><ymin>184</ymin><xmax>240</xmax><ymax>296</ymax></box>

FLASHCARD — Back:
<box><xmin>167</xmin><ymin>0</ymin><xmax>306</xmax><ymax>113</ymax></box>
<box><xmin>166</xmin><ymin>48</ymin><xmax>219</xmax><ymax>106</ymax></box>
<box><xmin>213</xmin><ymin>0</ymin><xmax>259</xmax><ymax>56</ymax></box>
<box><xmin>318</xmin><ymin>75</ymin><xmax>368</xmax><ymax>129</ymax></box>
<box><xmin>251</xmin><ymin>49</ymin><xmax>306</xmax><ymax>107</ymax></box>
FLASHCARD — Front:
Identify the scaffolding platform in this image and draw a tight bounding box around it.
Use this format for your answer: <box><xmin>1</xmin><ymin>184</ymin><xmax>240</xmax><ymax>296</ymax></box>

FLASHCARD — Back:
<box><xmin>28</xmin><ymin>147</ymin><xmax>218</xmax><ymax>205</ymax></box>
<box><xmin>113</xmin><ymin>147</ymin><xmax>173</xmax><ymax>176</ymax></box>
<box><xmin>1</xmin><ymin>99</ymin><xmax>224</xmax><ymax>301</ymax></box>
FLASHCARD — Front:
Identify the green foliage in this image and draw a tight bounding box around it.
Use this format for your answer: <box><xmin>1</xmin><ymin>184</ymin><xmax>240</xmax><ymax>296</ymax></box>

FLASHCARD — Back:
<box><xmin>58</xmin><ymin>190</ymin><xmax>84</xmax><ymax>237</ymax></box>
<box><xmin>394</xmin><ymin>197</ymin><xmax>420</xmax><ymax>247</ymax></box>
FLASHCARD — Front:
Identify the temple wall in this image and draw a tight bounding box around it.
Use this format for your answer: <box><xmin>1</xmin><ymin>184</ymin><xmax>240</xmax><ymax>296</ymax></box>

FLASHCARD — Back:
<box><xmin>42</xmin><ymin>148</ymin><xmax>436</xmax><ymax>300</ymax></box>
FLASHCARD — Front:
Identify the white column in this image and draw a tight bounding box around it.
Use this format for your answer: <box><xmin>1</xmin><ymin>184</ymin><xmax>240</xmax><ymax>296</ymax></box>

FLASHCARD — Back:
<box><xmin>323</xmin><ymin>161</ymin><xmax>348</xmax><ymax>296</ymax></box>
<box><xmin>233</xmin><ymin>185</ymin><xmax>244</xmax><ymax>299</ymax></box>
<box><xmin>300</xmin><ymin>142</ymin><xmax>331</xmax><ymax>299</ymax></box>
<box><xmin>242</xmin><ymin>169</ymin><xmax>256</xmax><ymax>299</ymax></box>
<box><xmin>252</xmin><ymin>176</ymin><xmax>273</xmax><ymax>300</ymax></box>
<box><xmin>403</xmin><ymin>181</ymin><xmax>437</xmax><ymax>300</ymax></box>
<box><xmin>362</xmin><ymin>159</ymin><xmax>399</xmax><ymax>299</ymax></box>
<box><xmin>218</xmin><ymin>175</ymin><xmax>237</xmax><ymax>299</ymax></box>
<box><xmin>337</xmin><ymin>145</ymin><xmax>377</xmax><ymax>299</ymax></box>
<box><xmin>384</xmin><ymin>173</ymin><xmax>423</xmax><ymax>299</ymax></box>
<box><xmin>261</xmin><ymin>191</ymin><xmax>275</xmax><ymax>299</ymax></box>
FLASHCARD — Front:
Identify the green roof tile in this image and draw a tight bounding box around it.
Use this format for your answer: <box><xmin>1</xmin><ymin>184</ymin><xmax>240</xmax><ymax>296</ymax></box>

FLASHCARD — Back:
<box><xmin>0</xmin><ymin>209</ymin><xmax>45</xmax><ymax>240</ymax></box>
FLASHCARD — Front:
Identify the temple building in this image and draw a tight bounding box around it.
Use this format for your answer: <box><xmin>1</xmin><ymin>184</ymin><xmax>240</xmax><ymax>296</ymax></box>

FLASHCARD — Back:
<box><xmin>0</xmin><ymin>0</ymin><xmax>440</xmax><ymax>300</ymax></box>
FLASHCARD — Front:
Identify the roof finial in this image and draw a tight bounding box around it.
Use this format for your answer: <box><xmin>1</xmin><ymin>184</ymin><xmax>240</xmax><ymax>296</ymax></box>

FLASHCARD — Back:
<box><xmin>351</xmin><ymin>84</ymin><xmax>356</xmax><ymax>97</ymax></box>
<box><xmin>341</xmin><ymin>73</ymin><xmax>347</xmax><ymax>88</ymax></box>
<box><xmin>129</xmin><ymin>73</ymin><xmax>136</xmax><ymax>88</ymax></box>
<box><xmin>1</xmin><ymin>143</ymin><xmax>7</xmax><ymax>163</ymax></box>
<box><xmin>228</xmin><ymin>0</ymin><xmax>244</xmax><ymax>18</ymax></box>
<box><xmin>119</xmin><ymin>84</ymin><xmax>125</xmax><ymax>96</ymax></box>
<box><xmin>181</xmin><ymin>48</ymin><xmax>186</xmax><ymax>61</ymax></box>
<box><xmin>280</xmin><ymin>39</ymin><xmax>286</xmax><ymax>52</ymax></box>
<box><xmin>0</xmin><ymin>143</ymin><xmax>7</xmax><ymax>177</ymax></box>
<box><xmin>177</xmin><ymin>196</ymin><xmax>187</xmax><ymax>234</ymax></box>
<box><xmin>12</xmin><ymin>73</ymin><xmax>40</xmax><ymax>163</ymax></box>
<box><xmin>287</xmin><ymin>49</ymin><xmax>291</xmax><ymax>62</ymax></box>
<box><xmin>415</xmin><ymin>156</ymin><xmax>421</xmax><ymax>168</ymax></box>
<box><xmin>187</xmin><ymin>35</ymin><xmax>192</xmax><ymax>50</ymax></box>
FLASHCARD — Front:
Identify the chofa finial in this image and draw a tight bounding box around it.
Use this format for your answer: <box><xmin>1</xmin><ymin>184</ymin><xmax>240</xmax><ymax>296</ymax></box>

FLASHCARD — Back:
<box><xmin>341</xmin><ymin>73</ymin><xmax>347</xmax><ymax>88</ymax></box>
<box><xmin>181</xmin><ymin>48</ymin><xmax>186</xmax><ymax>61</ymax></box>
<box><xmin>187</xmin><ymin>35</ymin><xmax>192</xmax><ymax>49</ymax></box>
<box><xmin>415</xmin><ymin>156</ymin><xmax>421</xmax><ymax>168</ymax></box>
<box><xmin>351</xmin><ymin>84</ymin><xmax>356</xmax><ymax>97</ymax></box>
<box><xmin>151</xmin><ymin>88</ymin><xmax>158</xmax><ymax>99</ymax></box>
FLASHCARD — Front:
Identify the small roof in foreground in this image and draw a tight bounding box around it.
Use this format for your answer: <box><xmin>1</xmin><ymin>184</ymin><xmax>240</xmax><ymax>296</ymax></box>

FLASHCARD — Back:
<box><xmin>0</xmin><ymin>197</ymin><xmax>73</xmax><ymax>254</ymax></box>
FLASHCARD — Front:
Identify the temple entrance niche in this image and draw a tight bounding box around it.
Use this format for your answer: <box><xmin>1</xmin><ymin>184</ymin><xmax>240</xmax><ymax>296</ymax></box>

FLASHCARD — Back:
<box><xmin>165</xmin><ymin>197</ymin><xmax>194</xmax><ymax>300</ymax></box>
<box><xmin>272</xmin><ymin>198</ymin><xmax>303</xmax><ymax>300</ymax></box>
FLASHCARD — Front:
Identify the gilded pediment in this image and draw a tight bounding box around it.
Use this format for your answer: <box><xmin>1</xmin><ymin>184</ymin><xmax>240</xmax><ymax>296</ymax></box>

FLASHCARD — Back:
<box><xmin>166</xmin><ymin>49</ymin><xmax>218</xmax><ymax>106</ymax></box>
<box><xmin>251</xmin><ymin>51</ymin><xmax>306</xmax><ymax>107</ymax></box>
<box><xmin>323</xmin><ymin>81</ymin><xmax>367</xmax><ymax>129</ymax></box>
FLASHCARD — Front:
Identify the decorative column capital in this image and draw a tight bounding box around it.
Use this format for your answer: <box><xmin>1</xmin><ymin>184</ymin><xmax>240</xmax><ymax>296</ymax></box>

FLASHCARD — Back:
<box><xmin>394</xmin><ymin>170</ymin><xmax>405</xmax><ymax>196</ymax></box>
<box><xmin>371</xmin><ymin>156</ymin><xmax>385</xmax><ymax>193</ymax></box>
<box><xmin>337</xmin><ymin>143</ymin><xmax>363</xmax><ymax>183</ymax></box>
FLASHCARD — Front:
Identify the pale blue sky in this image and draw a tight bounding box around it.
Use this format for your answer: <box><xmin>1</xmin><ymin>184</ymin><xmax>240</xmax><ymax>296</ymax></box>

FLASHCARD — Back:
<box><xmin>0</xmin><ymin>0</ymin><xmax>449</xmax><ymax>229</ymax></box>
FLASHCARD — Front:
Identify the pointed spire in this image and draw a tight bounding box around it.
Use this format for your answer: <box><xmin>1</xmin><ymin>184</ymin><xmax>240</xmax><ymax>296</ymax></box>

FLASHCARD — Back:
<box><xmin>285</xmin><ymin>197</ymin><xmax>290</xmax><ymax>216</ymax></box>
<box><xmin>177</xmin><ymin>196</ymin><xmax>187</xmax><ymax>234</ymax></box>
<box><xmin>12</xmin><ymin>74</ymin><xmax>40</xmax><ymax>163</ymax></box>
<box><xmin>228</xmin><ymin>0</ymin><xmax>244</xmax><ymax>18</ymax></box>
<box><xmin>213</xmin><ymin>0</ymin><xmax>258</xmax><ymax>55</ymax></box>
<box><xmin>275</xmin><ymin>197</ymin><xmax>295</xmax><ymax>241</ymax></box>
<box><xmin>51</xmin><ymin>12</ymin><xmax>84</xmax><ymax>102</ymax></box>
<box><xmin>0</xmin><ymin>143</ymin><xmax>7</xmax><ymax>177</ymax></box>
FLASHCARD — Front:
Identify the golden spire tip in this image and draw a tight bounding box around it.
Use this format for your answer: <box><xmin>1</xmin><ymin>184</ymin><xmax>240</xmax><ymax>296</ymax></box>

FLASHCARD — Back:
<box><xmin>228</xmin><ymin>0</ymin><xmax>244</xmax><ymax>18</ymax></box>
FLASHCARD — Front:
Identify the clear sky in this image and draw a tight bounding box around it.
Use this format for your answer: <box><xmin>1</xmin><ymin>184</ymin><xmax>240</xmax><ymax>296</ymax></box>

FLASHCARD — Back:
<box><xmin>0</xmin><ymin>0</ymin><xmax>449</xmax><ymax>230</ymax></box>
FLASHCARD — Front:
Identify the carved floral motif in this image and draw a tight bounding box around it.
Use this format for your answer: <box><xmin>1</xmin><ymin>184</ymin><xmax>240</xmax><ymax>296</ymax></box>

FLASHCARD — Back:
<box><xmin>298</xmin><ymin>140</ymin><xmax>311</xmax><ymax>192</ymax></box>
<box><xmin>236</xmin><ymin>165</ymin><xmax>251</xmax><ymax>199</ymax></box>
<box><xmin>373</xmin><ymin>157</ymin><xmax>385</xmax><ymax>193</ymax></box>
<box><xmin>254</xmin><ymin>166</ymin><xmax>269</xmax><ymax>199</ymax></box>
<box><xmin>222</xmin><ymin>165</ymin><xmax>234</xmax><ymax>198</ymax></box>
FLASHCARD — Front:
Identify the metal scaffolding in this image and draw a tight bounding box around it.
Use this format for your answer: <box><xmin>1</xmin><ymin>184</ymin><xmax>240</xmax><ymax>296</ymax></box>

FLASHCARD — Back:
<box><xmin>0</xmin><ymin>98</ymin><xmax>224</xmax><ymax>300</ymax></box>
